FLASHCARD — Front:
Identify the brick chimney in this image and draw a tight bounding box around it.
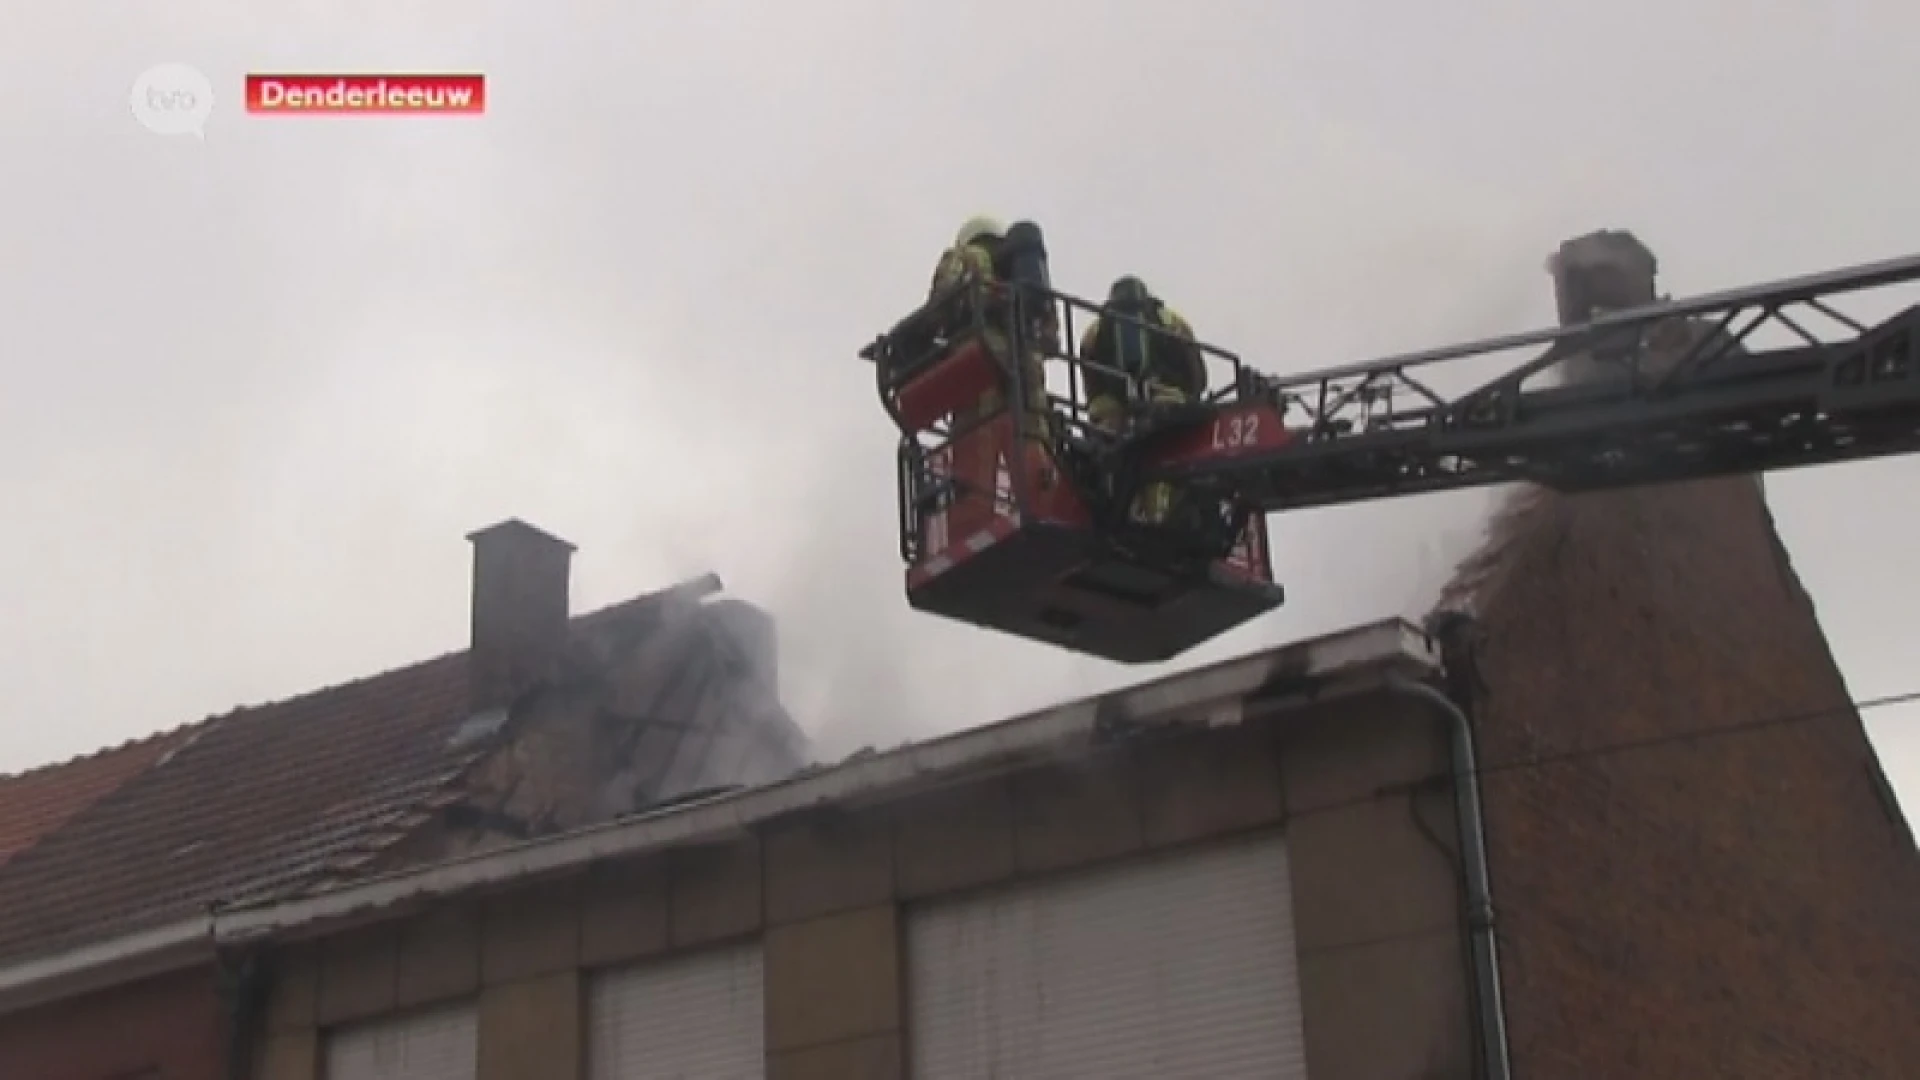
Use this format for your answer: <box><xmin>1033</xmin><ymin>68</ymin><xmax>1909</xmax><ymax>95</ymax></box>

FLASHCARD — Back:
<box><xmin>467</xmin><ymin>518</ymin><xmax>575</xmax><ymax>713</ymax></box>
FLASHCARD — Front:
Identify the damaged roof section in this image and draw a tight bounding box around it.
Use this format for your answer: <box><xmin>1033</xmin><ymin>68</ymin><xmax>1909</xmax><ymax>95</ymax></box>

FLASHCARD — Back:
<box><xmin>0</xmin><ymin>520</ymin><xmax>809</xmax><ymax>967</ymax></box>
<box><xmin>211</xmin><ymin>617</ymin><xmax>1439</xmax><ymax>945</ymax></box>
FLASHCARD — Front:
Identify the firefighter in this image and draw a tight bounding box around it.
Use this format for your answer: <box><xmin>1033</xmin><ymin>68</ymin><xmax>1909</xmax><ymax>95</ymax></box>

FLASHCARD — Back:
<box><xmin>1078</xmin><ymin>276</ymin><xmax>1206</xmax><ymax>523</ymax></box>
<box><xmin>926</xmin><ymin>216</ymin><xmax>1059</xmax><ymax>531</ymax></box>
<box><xmin>927</xmin><ymin>216</ymin><xmax>1053</xmax><ymax>434</ymax></box>
<box><xmin>929</xmin><ymin>215</ymin><xmax>1004</xmax><ymax>304</ymax></box>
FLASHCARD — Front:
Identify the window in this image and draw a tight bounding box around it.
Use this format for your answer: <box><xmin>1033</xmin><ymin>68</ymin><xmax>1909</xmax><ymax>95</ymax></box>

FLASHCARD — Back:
<box><xmin>324</xmin><ymin>1003</ymin><xmax>477</xmax><ymax>1080</ymax></box>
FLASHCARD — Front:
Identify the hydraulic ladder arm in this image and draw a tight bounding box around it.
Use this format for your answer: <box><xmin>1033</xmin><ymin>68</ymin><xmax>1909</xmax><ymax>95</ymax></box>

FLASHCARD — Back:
<box><xmin>1138</xmin><ymin>252</ymin><xmax>1920</xmax><ymax>513</ymax></box>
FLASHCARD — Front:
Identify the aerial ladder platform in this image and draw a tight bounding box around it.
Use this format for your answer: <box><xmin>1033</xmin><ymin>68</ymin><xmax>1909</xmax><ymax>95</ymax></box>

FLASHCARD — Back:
<box><xmin>862</xmin><ymin>232</ymin><xmax>1920</xmax><ymax>664</ymax></box>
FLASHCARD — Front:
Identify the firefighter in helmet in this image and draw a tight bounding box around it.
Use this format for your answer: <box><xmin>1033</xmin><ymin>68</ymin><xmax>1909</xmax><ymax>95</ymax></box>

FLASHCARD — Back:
<box><xmin>927</xmin><ymin>215</ymin><xmax>1055</xmax><ymax>434</ymax></box>
<box><xmin>929</xmin><ymin>215</ymin><xmax>1005</xmax><ymax>304</ymax></box>
<box><xmin>1078</xmin><ymin>275</ymin><xmax>1207</xmax><ymax>523</ymax></box>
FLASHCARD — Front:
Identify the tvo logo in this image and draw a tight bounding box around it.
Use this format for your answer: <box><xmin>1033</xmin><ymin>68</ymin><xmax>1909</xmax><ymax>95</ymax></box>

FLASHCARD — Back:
<box><xmin>130</xmin><ymin>63</ymin><xmax>215</xmax><ymax>138</ymax></box>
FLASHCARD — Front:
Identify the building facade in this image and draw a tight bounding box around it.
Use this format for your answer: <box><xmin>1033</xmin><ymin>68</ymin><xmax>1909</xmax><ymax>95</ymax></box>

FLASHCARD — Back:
<box><xmin>0</xmin><ymin>969</ymin><xmax>224</xmax><ymax>1080</ymax></box>
<box><xmin>232</xmin><ymin>578</ymin><xmax>1920</xmax><ymax>1080</ymax></box>
<box><xmin>5</xmin><ymin>500</ymin><xmax>1915</xmax><ymax>1078</ymax></box>
<box><xmin>237</xmin><ymin>621</ymin><xmax>1471</xmax><ymax>1080</ymax></box>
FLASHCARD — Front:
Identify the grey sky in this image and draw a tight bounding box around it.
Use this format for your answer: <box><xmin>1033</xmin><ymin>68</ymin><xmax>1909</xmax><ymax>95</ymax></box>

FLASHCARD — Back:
<box><xmin>5</xmin><ymin>2</ymin><xmax>1917</xmax><ymax>815</ymax></box>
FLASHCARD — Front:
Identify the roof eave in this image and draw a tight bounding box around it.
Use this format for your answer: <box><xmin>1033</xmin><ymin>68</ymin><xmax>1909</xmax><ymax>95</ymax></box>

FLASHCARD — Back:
<box><xmin>0</xmin><ymin>916</ymin><xmax>209</xmax><ymax>1016</ymax></box>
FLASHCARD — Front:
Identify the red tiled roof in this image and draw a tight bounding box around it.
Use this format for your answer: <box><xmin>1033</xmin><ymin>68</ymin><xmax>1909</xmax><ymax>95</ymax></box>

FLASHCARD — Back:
<box><xmin>0</xmin><ymin>729</ymin><xmax>193</xmax><ymax>867</ymax></box>
<box><xmin>0</xmin><ymin>589</ymin><xmax>690</xmax><ymax>964</ymax></box>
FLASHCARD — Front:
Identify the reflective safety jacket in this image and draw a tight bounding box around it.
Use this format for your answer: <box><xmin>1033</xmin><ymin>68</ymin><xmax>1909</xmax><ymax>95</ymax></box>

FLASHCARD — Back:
<box><xmin>929</xmin><ymin>241</ymin><xmax>996</xmax><ymax>298</ymax></box>
<box><xmin>1079</xmin><ymin>301</ymin><xmax>1206</xmax><ymax>404</ymax></box>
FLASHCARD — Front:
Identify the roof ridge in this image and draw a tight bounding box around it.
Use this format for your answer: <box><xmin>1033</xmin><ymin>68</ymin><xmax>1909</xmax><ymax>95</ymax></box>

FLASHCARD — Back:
<box><xmin>208</xmin><ymin>648</ymin><xmax>469</xmax><ymax>727</ymax></box>
<box><xmin>573</xmin><ymin>573</ymin><xmax>723</xmax><ymax>625</ymax></box>
<box><xmin>0</xmin><ymin>576</ymin><xmax>725</xmax><ymax>782</ymax></box>
<box><xmin>196</xmin><ymin>576</ymin><xmax>719</xmax><ymax>729</ymax></box>
<box><xmin>0</xmin><ymin>719</ymin><xmax>205</xmax><ymax>786</ymax></box>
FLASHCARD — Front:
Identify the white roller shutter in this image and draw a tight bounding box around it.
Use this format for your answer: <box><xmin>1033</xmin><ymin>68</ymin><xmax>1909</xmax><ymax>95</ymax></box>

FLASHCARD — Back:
<box><xmin>324</xmin><ymin>1003</ymin><xmax>476</xmax><ymax>1080</ymax></box>
<box><xmin>588</xmin><ymin>940</ymin><xmax>765</xmax><ymax>1079</ymax></box>
<box><xmin>908</xmin><ymin>831</ymin><xmax>1308</xmax><ymax>1079</ymax></box>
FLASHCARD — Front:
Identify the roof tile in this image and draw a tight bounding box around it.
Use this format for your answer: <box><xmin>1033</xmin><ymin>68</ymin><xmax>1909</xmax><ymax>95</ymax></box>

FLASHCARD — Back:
<box><xmin>0</xmin><ymin>728</ymin><xmax>193</xmax><ymax>868</ymax></box>
<box><xmin>0</xmin><ymin>586</ymin><xmax>705</xmax><ymax>963</ymax></box>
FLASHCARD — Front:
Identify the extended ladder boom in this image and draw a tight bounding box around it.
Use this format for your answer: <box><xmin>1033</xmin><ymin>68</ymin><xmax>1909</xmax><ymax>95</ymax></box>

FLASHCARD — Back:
<box><xmin>1146</xmin><ymin>253</ymin><xmax>1920</xmax><ymax>510</ymax></box>
<box><xmin>862</xmin><ymin>238</ymin><xmax>1920</xmax><ymax>663</ymax></box>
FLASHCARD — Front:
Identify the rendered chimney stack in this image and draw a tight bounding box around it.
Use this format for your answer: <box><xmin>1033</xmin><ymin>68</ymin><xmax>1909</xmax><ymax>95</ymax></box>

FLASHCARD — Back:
<box><xmin>467</xmin><ymin>518</ymin><xmax>576</xmax><ymax>714</ymax></box>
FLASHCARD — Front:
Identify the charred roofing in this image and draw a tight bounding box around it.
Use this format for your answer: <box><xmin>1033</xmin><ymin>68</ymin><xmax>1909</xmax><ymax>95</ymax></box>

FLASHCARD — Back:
<box><xmin>204</xmin><ymin>617</ymin><xmax>1437</xmax><ymax>947</ymax></box>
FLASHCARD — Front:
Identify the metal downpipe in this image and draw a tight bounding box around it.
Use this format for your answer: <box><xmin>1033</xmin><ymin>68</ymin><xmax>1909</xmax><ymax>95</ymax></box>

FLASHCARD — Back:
<box><xmin>1389</xmin><ymin>674</ymin><xmax>1513</xmax><ymax>1080</ymax></box>
<box><xmin>217</xmin><ymin>946</ymin><xmax>266</xmax><ymax>1080</ymax></box>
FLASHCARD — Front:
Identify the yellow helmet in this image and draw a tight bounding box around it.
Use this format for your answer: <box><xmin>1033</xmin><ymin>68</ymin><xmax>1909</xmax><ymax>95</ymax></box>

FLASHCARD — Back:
<box><xmin>954</xmin><ymin>215</ymin><xmax>1006</xmax><ymax>248</ymax></box>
